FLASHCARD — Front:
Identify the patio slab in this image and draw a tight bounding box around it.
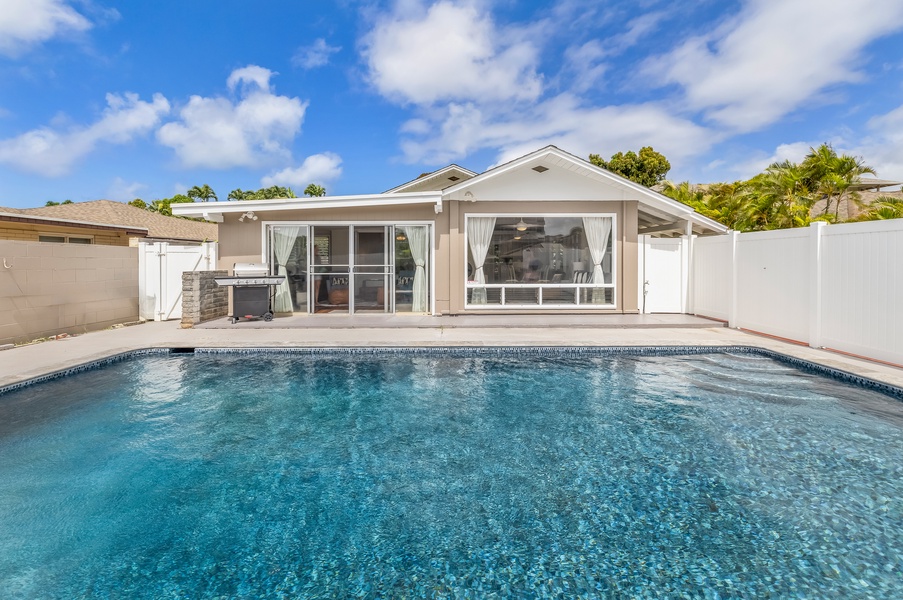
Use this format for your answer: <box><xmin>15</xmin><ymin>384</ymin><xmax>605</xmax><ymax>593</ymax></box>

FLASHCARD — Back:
<box><xmin>193</xmin><ymin>313</ymin><xmax>725</xmax><ymax>329</ymax></box>
<box><xmin>2</xmin><ymin>317</ymin><xmax>902</xmax><ymax>392</ymax></box>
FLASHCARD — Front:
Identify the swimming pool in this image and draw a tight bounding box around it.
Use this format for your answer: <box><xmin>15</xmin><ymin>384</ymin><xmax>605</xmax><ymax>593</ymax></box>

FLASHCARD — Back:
<box><xmin>0</xmin><ymin>348</ymin><xmax>901</xmax><ymax>598</ymax></box>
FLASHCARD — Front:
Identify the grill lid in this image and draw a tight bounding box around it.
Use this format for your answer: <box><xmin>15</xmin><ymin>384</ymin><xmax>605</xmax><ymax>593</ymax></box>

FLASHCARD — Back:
<box><xmin>233</xmin><ymin>262</ymin><xmax>268</xmax><ymax>277</ymax></box>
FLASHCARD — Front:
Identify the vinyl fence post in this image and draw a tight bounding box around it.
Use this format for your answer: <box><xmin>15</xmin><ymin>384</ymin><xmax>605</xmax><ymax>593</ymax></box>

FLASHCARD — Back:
<box><xmin>808</xmin><ymin>221</ymin><xmax>826</xmax><ymax>349</ymax></box>
<box><xmin>728</xmin><ymin>230</ymin><xmax>739</xmax><ymax>329</ymax></box>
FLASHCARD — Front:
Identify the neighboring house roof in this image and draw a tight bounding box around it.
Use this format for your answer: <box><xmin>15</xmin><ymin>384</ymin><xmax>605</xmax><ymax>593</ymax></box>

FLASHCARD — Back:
<box><xmin>8</xmin><ymin>200</ymin><xmax>218</xmax><ymax>242</ymax></box>
<box><xmin>848</xmin><ymin>178</ymin><xmax>902</xmax><ymax>191</ymax></box>
<box><xmin>0</xmin><ymin>208</ymin><xmax>148</xmax><ymax>236</ymax></box>
<box><xmin>172</xmin><ymin>145</ymin><xmax>728</xmax><ymax>235</ymax></box>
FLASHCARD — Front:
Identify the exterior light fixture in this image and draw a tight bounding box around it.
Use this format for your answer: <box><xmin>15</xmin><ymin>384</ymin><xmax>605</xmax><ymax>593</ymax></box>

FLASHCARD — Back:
<box><xmin>238</xmin><ymin>211</ymin><xmax>258</xmax><ymax>222</ymax></box>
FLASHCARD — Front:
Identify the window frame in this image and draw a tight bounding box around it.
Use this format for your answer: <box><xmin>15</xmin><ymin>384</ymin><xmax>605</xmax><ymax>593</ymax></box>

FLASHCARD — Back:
<box><xmin>463</xmin><ymin>212</ymin><xmax>617</xmax><ymax>310</ymax></box>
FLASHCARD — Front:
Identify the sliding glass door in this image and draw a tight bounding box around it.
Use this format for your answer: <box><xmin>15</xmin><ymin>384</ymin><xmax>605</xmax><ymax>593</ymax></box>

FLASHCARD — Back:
<box><xmin>268</xmin><ymin>223</ymin><xmax>430</xmax><ymax>315</ymax></box>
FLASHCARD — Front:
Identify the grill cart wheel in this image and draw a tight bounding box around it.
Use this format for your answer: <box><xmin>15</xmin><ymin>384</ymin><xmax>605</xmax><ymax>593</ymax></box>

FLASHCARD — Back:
<box><xmin>263</xmin><ymin>312</ymin><xmax>274</xmax><ymax>322</ymax></box>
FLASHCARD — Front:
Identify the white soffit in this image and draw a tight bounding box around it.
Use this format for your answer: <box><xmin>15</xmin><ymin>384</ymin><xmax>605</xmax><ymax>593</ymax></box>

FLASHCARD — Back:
<box><xmin>171</xmin><ymin>192</ymin><xmax>443</xmax><ymax>219</ymax></box>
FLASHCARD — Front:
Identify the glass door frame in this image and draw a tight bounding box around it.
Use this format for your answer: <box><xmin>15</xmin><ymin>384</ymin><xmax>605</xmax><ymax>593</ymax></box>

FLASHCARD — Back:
<box><xmin>352</xmin><ymin>225</ymin><xmax>393</xmax><ymax>315</ymax></box>
<box><xmin>264</xmin><ymin>221</ymin><xmax>433</xmax><ymax>315</ymax></box>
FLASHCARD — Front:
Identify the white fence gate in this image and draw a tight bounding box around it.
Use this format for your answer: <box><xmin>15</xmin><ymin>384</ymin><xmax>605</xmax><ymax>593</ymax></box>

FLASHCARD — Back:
<box><xmin>139</xmin><ymin>241</ymin><xmax>217</xmax><ymax>321</ymax></box>
<box><xmin>639</xmin><ymin>235</ymin><xmax>688</xmax><ymax>313</ymax></box>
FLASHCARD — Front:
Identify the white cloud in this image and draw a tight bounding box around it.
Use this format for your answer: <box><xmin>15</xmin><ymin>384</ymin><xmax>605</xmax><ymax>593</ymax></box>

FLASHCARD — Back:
<box><xmin>0</xmin><ymin>92</ymin><xmax>169</xmax><ymax>176</ymax></box>
<box><xmin>363</xmin><ymin>1</ymin><xmax>542</xmax><ymax>105</ymax></box>
<box><xmin>400</xmin><ymin>93</ymin><xmax>716</xmax><ymax>170</ymax></box>
<box><xmin>724</xmin><ymin>141</ymin><xmax>816</xmax><ymax>181</ymax></box>
<box><xmin>292</xmin><ymin>38</ymin><xmax>341</xmax><ymax>69</ymax></box>
<box><xmin>261</xmin><ymin>152</ymin><xmax>343</xmax><ymax>189</ymax></box>
<box><xmin>644</xmin><ymin>0</ymin><xmax>903</xmax><ymax>131</ymax></box>
<box><xmin>106</xmin><ymin>177</ymin><xmax>147</xmax><ymax>201</ymax></box>
<box><xmin>227</xmin><ymin>65</ymin><xmax>274</xmax><ymax>93</ymax></box>
<box><xmin>157</xmin><ymin>65</ymin><xmax>307</xmax><ymax>169</ymax></box>
<box><xmin>362</xmin><ymin>2</ymin><xmax>718</xmax><ymax>178</ymax></box>
<box><xmin>0</xmin><ymin>0</ymin><xmax>91</xmax><ymax>56</ymax></box>
<box><xmin>855</xmin><ymin>104</ymin><xmax>903</xmax><ymax>181</ymax></box>
<box><xmin>563</xmin><ymin>41</ymin><xmax>608</xmax><ymax>93</ymax></box>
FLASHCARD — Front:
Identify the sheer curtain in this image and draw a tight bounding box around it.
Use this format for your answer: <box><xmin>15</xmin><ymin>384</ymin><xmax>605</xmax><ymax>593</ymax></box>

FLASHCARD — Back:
<box><xmin>272</xmin><ymin>226</ymin><xmax>301</xmax><ymax>313</ymax></box>
<box><xmin>582</xmin><ymin>217</ymin><xmax>612</xmax><ymax>304</ymax></box>
<box><xmin>466</xmin><ymin>216</ymin><xmax>496</xmax><ymax>304</ymax></box>
<box><xmin>402</xmin><ymin>225</ymin><xmax>429</xmax><ymax>313</ymax></box>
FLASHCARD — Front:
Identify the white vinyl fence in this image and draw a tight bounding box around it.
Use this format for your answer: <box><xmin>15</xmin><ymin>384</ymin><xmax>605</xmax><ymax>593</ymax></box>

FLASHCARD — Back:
<box><xmin>691</xmin><ymin>220</ymin><xmax>903</xmax><ymax>366</ymax></box>
<box><xmin>139</xmin><ymin>241</ymin><xmax>217</xmax><ymax>321</ymax></box>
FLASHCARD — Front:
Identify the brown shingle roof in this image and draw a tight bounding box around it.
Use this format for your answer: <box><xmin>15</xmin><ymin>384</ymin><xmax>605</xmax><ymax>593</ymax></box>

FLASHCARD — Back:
<box><xmin>8</xmin><ymin>200</ymin><xmax>218</xmax><ymax>242</ymax></box>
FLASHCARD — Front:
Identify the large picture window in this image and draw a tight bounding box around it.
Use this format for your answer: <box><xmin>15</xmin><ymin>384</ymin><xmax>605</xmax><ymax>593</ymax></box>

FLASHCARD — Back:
<box><xmin>465</xmin><ymin>215</ymin><xmax>616</xmax><ymax>308</ymax></box>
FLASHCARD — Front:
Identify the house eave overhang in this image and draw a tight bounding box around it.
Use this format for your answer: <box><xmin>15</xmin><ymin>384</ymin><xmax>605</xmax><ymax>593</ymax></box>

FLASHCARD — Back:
<box><xmin>441</xmin><ymin>145</ymin><xmax>729</xmax><ymax>235</ymax></box>
<box><xmin>171</xmin><ymin>192</ymin><xmax>445</xmax><ymax>219</ymax></box>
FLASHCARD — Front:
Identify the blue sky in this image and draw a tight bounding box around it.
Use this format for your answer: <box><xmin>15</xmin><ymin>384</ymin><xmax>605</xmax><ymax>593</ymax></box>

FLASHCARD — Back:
<box><xmin>1</xmin><ymin>0</ymin><xmax>903</xmax><ymax>208</ymax></box>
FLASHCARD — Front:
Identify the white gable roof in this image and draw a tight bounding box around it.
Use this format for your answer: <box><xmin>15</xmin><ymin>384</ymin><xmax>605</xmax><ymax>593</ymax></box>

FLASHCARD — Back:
<box><xmin>442</xmin><ymin>145</ymin><xmax>728</xmax><ymax>234</ymax></box>
<box><xmin>385</xmin><ymin>164</ymin><xmax>478</xmax><ymax>193</ymax></box>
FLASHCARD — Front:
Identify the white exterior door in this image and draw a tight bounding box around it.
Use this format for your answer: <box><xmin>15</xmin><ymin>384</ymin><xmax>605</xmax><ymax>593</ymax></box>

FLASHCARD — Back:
<box><xmin>139</xmin><ymin>242</ymin><xmax>217</xmax><ymax>321</ymax></box>
<box><xmin>640</xmin><ymin>236</ymin><xmax>686</xmax><ymax>314</ymax></box>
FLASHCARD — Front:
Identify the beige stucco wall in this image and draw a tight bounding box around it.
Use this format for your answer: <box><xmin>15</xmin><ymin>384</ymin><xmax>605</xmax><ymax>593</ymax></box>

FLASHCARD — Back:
<box><xmin>215</xmin><ymin>199</ymin><xmax>640</xmax><ymax>315</ymax></box>
<box><xmin>0</xmin><ymin>240</ymin><xmax>138</xmax><ymax>345</ymax></box>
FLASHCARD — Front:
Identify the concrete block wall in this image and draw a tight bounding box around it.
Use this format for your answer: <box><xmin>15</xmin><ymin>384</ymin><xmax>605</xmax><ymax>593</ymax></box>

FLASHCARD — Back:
<box><xmin>181</xmin><ymin>270</ymin><xmax>228</xmax><ymax>327</ymax></box>
<box><xmin>0</xmin><ymin>240</ymin><xmax>138</xmax><ymax>345</ymax></box>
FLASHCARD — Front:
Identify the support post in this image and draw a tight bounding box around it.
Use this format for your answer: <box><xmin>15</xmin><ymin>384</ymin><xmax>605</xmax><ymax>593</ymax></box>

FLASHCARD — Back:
<box><xmin>728</xmin><ymin>231</ymin><xmax>739</xmax><ymax>329</ymax></box>
<box><xmin>808</xmin><ymin>221</ymin><xmax>826</xmax><ymax>348</ymax></box>
<box><xmin>682</xmin><ymin>221</ymin><xmax>693</xmax><ymax>314</ymax></box>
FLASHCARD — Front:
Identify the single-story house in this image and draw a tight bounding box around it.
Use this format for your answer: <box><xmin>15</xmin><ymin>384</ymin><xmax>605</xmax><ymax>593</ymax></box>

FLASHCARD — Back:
<box><xmin>173</xmin><ymin>146</ymin><xmax>727</xmax><ymax>316</ymax></box>
<box><xmin>0</xmin><ymin>200</ymin><xmax>218</xmax><ymax>247</ymax></box>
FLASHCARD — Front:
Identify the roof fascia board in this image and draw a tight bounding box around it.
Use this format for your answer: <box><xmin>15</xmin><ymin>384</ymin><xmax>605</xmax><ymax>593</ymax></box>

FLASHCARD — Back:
<box><xmin>171</xmin><ymin>192</ymin><xmax>443</xmax><ymax>218</ymax></box>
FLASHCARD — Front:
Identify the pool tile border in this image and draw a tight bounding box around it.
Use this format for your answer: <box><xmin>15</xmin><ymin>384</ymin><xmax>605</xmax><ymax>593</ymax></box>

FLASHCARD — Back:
<box><xmin>0</xmin><ymin>348</ymin><xmax>172</xmax><ymax>396</ymax></box>
<box><xmin>2</xmin><ymin>345</ymin><xmax>902</xmax><ymax>401</ymax></box>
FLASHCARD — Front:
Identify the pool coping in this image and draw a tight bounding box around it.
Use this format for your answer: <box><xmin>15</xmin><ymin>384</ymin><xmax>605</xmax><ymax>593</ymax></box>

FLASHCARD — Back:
<box><xmin>3</xmin><ymin>345</ymin><xmax>902</xmax><ymax>401</ymax></box>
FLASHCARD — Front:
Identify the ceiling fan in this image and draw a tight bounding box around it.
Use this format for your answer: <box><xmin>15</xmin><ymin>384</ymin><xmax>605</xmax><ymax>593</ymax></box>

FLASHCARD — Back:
<box><xmin>503</xmin><ymin>218</ymin><xmax>538</xmax><ymax>231</ymax></box>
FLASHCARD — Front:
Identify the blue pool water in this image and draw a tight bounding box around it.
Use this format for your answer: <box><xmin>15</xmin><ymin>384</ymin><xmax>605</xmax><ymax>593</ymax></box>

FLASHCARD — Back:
<box><xmin>0</xmin><ymin>350</ymin><xmax>901</xmax><ymax>598</ymax></box>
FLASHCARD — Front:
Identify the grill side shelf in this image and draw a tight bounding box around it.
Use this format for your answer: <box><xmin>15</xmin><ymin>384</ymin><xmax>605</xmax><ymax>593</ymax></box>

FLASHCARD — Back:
<box><xmin>214</xmin><ymin>276</ymin><xmax>285</xmax><ymax>286</ymax></box>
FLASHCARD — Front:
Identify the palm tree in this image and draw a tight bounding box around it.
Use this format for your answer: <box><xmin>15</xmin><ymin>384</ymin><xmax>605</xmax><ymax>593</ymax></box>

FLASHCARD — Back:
<box><xmin>304</xmin><ymin>184</ymin><xmax>326</xmax><ymax>197</ymax></box>
<box><xmin>187</xmin><ymin>184</ymin><xmax>218</xmax><ymax>202</ymax></box>
<box><xmin>852</xmin><ymin>196</ymin><xmax>903</xmax><ymax>221</ymax></box>
<box><xmin>741</xmin><ymin>161</ymin><xmax>812</xmax><ymax>230</ymax></box>
<box><xmin>802</xmin><ymin>144</ymin><xmax>875</xmax><ymax>220</ymax></box>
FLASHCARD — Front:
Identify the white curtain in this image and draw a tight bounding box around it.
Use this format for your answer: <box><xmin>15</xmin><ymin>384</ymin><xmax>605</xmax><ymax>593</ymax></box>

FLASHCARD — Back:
<box><xmin>466</xmin><ymin>217</ymin><xmax>496</xmax><ymax>304</ymax></box>
<box><xmin>582</xmin><ymin>217</ymin><xmax>612</xmax><ymax>304</ymax></box>
<box><xmin>272</xmin><ymin>226</ymin><xmax>301</xmax><ymax>313</ymax></box>
<box><xmin>403</xmin><ymin>225</ymin><xmax>429</xmax><ymax>313</ymax></box>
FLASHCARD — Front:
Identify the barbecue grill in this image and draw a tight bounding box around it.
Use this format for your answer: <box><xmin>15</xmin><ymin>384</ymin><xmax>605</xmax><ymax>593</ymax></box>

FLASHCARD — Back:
<box><xmin>214</xmin><ymin>263</ymin><xmax>285</xmax><ymax>324</ymax></box>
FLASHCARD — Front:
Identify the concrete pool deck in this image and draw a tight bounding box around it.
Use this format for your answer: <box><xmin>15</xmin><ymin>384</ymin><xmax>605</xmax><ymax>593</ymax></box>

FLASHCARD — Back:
<box><xmin>2</xmin><ymin>315</ymin><xmax>902</xmax><ymax>391</ymax></box>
